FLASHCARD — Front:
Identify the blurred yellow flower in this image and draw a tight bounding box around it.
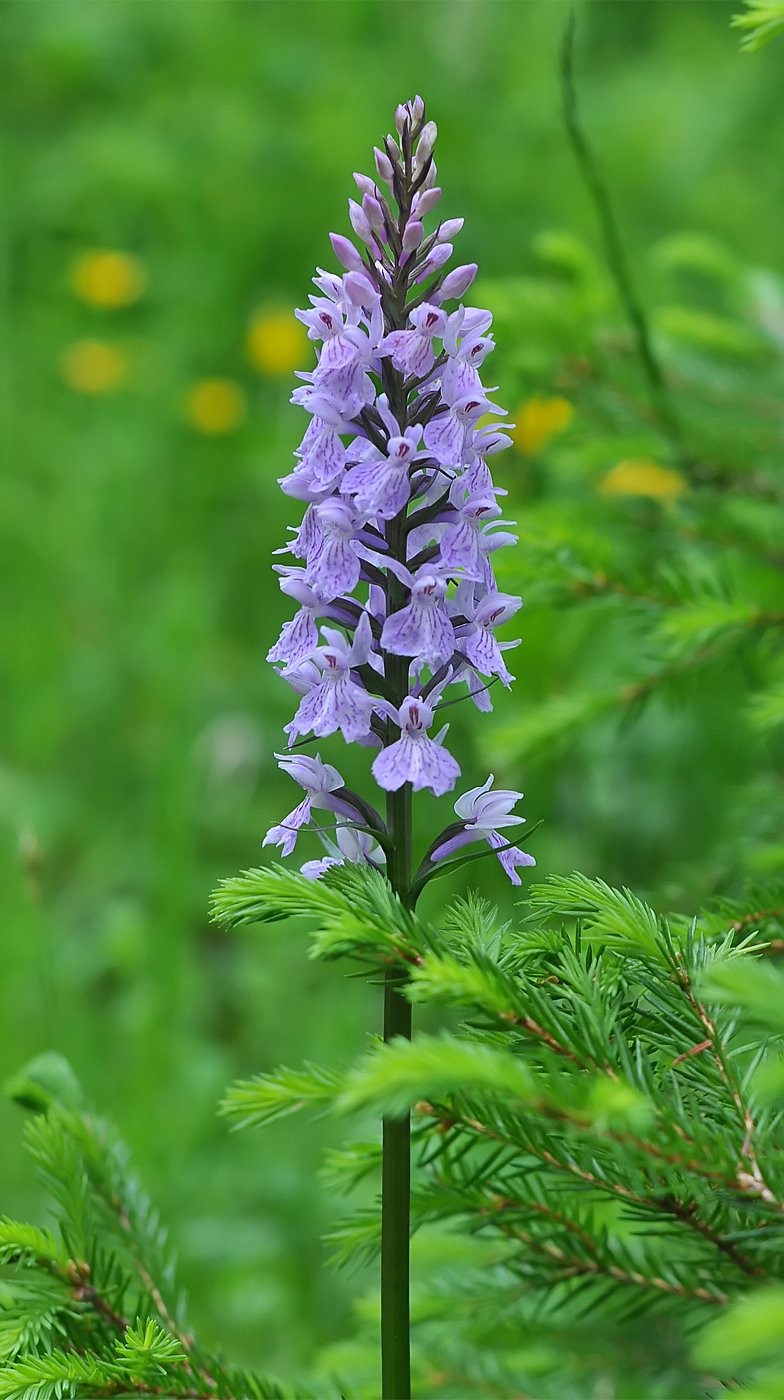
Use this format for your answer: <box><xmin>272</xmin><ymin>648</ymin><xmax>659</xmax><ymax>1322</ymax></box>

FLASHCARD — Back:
<box><xmin>511</xmin><ymin>396</ymin><xmax>573</xmax><ymax>454</ymax></box>
<box><xmin>60</xmin><ymin>340</ymin><xmax>127</xmax><ymax>394</ymax></box>
<box><xmin>186</xmin><ymin>379</ymin><xmax>246</xmax><ymax>435</ymax></box>
<box><xmin>599</xmin><ymin>458</ymin><xmax>686</xmax><ymax>502</ymax></box>
<box><xmin>70</xmin><ymin>250</ymin><xmax>147</xmax><ymax>308</ymax></box>
<box><xmin>247</xmin><ymin>309</ymin><xmax>307</xmax><ymax>376</ymax></box>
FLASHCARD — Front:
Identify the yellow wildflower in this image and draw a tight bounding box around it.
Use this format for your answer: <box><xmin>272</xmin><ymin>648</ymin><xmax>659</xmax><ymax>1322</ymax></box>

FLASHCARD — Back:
<box><xmin>599</xmin><ymin>458</ymin><xmax>686</xmax><ymax>502</ymax></box>
<box><xmin>70</xmin><ymin>250</ymin><xmax>147</xmax><ymax>308</ymax></box>
<box><xmin>186</xmin><ymin>379</ymin><xmax>246</xmax><ymax>435</ymax></box>
<box><xmin>60</xmin><ymin>340</ymin><xmax>127</xmax><ymax>394</ymax></box>
<box><xmin>511</xmin><ymin>396</ymin><xmax>573</xmax><ymax>454</ymax></box>
<box><xmin>247</xmin><ymin>310</ymin><xmax>307</xmax><ymax>376</ymax></box>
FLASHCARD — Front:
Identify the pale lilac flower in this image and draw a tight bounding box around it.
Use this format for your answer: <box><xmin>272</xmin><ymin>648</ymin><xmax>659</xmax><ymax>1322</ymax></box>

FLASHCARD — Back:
<box><xmin>423</xmin><ymin>391</ymin><xmax>500</xmax><ymax>468</ymax></box>
<box><xmin>305</xmin><ymin>498</ymin><xmax>363</xmax><ymax>601</ymax></box>
<box><xmin>329</xmin><ymin>232</ymin><xmax>365</xmax><ymax>271</ymax></box>
<box><xmin>431</xmin><ymin>263</ymin><xmax>478</xmax><ymax>304</ymax></box>
<box><xmin>440</xmin><ymin>488</ymin><xmax>517</xmax><ymax>580</ymax></box>
<box><xmin>381</xmin><ymin>573</ymin><xmax>455</xmax><ymax>669</ymax></box>
<box><xmin>267</xmin><ymin>575</ymin><xmax>322</xmax><ymax>668</ymax></box>
<box><xmin>372</xmin><ymin>695</ymin><xmax>460</xmax><ymax>795</ymax></box>
<box><xmin>285</xmin><ymin>617</ymin><xmax>376</xmax><ymax>744</ymax></box>
<box><xmin>440</xmin><ymin>329</ymin><xmax>495</xmax><ymax>405</ymax></box>
<box><xmin>487</xmin><ymin>831</ymin><xmax>537</xmax><ymax>885</ymax></box>
<box><xmin>452</xmin><ymin>584</ymin><xmax>522</xmax><ymax>684</ymax></box>
<box><xmin>414</xmin><ymin>242</ymin><xmax>452</xmax><ymax>283</ymax></box>
<box><xmin>428</xmin><ymin>775</ymin><xmax>535</xmax><ymax>883</ymax></box>
<box><xmin>380</xmin><ymin>303</ymin><xmax>446</xmax><ymax>378</ymax></box>
<box><xmin>286</xmin><ymin>416</ymin><xmax>347</xmax><ymax>496</ymax></box>
<box><xmin>263</xmin><ymin>752</ymin><xmax>347</xmax><ymax>857</ymax></box>
<box><xmin>301</xmin><ymin>856</ymin><xmax>343</xmax><ymax>880</ymax></box>
<box><xmin>342</xmin><ymin>427</ymin><xmax>423</xmax><ymax>519</ymax></box>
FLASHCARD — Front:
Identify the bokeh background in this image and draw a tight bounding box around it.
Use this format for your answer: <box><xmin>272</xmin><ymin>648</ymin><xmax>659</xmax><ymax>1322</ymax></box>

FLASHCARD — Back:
<box><xmin>1</xmin><ymin>0</ymin><xmax>783</xmax><ymax>1392</ymax></box>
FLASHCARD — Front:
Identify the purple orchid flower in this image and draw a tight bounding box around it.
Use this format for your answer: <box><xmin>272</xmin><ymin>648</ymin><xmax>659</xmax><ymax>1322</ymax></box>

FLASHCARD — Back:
<box><xmin>429</xmin><ymin>776</ymin><xmax>536</xmax><ymax>884</ymax></box>
<box><xmin>262</xmin><ymin>100</ymin><xmax>541</xmax><ymax>1396</ymax></box>
<box><xmin>451</xmin><ymin>582</ymin><xmax>522</xmax><ymax>684</ymax></box>
<box><xmin>342</xmin><ymin>427</ymin><xmax>424</xmax><ymax>519</ymax></box>
<box><xmin>264</xmin><ymin>97</ymin><xmax>535</xmax><ymax>902</ymax></box>
<box><xmin>439</xmin><ymin>486</ymin><xmax>518</xmax><ymax>581</ymax></box>
<box><xmin>381</xmin><ymin>572</ymin><xmax>455</xmax><ymax>669</ymax></box>
<box><xmin>380</xmin><ymin>302</ymin><xmax>447</xmax><ymax>377</ymax></box>
<box><xmin>371</xmin><ymin>695</ymin><xmax>459</xmax><ymax>796</ymax></box>
<box><xmin>263</xmin><ymin>753</ymin><xmax>352</xmax><ymax>857</ymax></box>
<box><xmin>284</xmin><ymin>614</ymin><xmax>377</xmax><ymax>744</ymax></box>
<box><xmin>304</xmin><ymin>498</ymin><xmax>363</xmax><ymax>601</ymax></box>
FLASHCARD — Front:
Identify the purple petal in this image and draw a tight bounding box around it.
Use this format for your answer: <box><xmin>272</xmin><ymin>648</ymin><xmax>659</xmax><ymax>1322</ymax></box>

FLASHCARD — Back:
<box><xmin>423</xmin><ymin>411</ymin><xmax>464</xmax><ymax>467</ymax></box>
<box><xmin>262</xmin><ymin>798</ymin><xmax>312</xmax><ymax>857</ymax></box>
<box><xmin>266</xmin><ymin>608</ymin><xmax>319</xmax><ymax>668</ymax></box>
<box><xmin>372</xmin><ymin>734</ymin><xmax>460</xmax><ymax>796</ymax></box>
<box><xmin>487</xmin><ymin>830</ymin><xmax>535</xmax><ymax>885</ymax></box>
<box><xmin>381</xmin><ymin>601</ymin><xmax>455</xmax><ymax>668</ymax></box>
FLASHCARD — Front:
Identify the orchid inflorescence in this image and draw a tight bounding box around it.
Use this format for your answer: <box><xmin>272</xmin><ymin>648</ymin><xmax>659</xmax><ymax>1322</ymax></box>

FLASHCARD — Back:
<box><xmin>263</xmin><ymin>95</ymin><xmax>534</xmax><ymax>899</ymax></box>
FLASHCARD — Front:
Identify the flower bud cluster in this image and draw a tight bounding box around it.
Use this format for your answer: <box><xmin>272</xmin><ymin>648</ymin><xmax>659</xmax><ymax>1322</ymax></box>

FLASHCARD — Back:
<box><xmin>264</xmin><ymin>97</ymin><xmax>534</xmax><ymax>889</ymax></box>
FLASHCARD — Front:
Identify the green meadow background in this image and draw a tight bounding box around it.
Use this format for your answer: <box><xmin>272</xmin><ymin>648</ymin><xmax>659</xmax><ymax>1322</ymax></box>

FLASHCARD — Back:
<box><xmin>1</xmin><ymin>0</ymin><xmax>783</xmax><ymax>1389</ymax></box>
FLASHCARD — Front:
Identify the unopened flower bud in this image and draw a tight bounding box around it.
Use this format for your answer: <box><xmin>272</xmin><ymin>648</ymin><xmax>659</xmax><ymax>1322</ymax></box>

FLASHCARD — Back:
<box><xmin>422</xmin><ymin>160</ymin><xmax>438</xmax><ymax>191</ymax></box>
<box><xmin>438</xmin><ymin>217</ymin><xmax>464</xmax><ymax>242</ymax></box>
<box><xmin>402</xmin><ymin>219</ymin><xmax>424</xmax><ymax>252</ymax></box>
<box><xmin>385</xmin><ymin>134</ymin><xmax>401</xmax><ymax>162</ymax></box>
<box><xmin>416</xmin><ymin>121</ymin><xmax>437</xmax><ymax>163</ymax></box>
<box><xmin>411</xmin><ymin>95</ymin><xmax>425</xmax><ymax>124</ymax></box>
<box><xmin>362</xmin><ymin>193</ymin><xmax>385</xmax><ymax>233</ymax></box>
<box><xmin>394</xmin><ymin>103</ymin><xmax>408</xmax><ymax>135</ymax></box>
<box><xmin>374</xmin><ymin>146</ymin><xmax>394</xmax><ymax>183</ymax></box>
<box><xmin>428</xmin><ymin>242</ymin><xmax>452</xmax><ymax>269</ymax></box>
<box><xmin>348</xmin><ymin>199</ymin><xmax>373</xmax><ymax>244</ymax></box>
<box><xmin>343</xmin><ymin>270</ymin><xmax>378</xmax><ymax>306</ymax></box>
<box><xmin>412</xmin><ymin>187</ymin><xmax>441</xmax><ymax>219</ymax></box>
<box><xmin>438</xmin><ymin>263</ymin><xmax>478</xmax><ymax>300</ymax></box>
<box><xmin>329</xmin><ymin>232</ymin><xmax>364</xmax><ymax>272</ymax></box>
<box><xmin>415</xmin><ymin>243</ymin><xmax>452</xmax><ymax>284</ymax></box>
<box><xmin>353</xmin><ymin>172</ymin><xmax>376</xmax><ymax>199</ymax></box>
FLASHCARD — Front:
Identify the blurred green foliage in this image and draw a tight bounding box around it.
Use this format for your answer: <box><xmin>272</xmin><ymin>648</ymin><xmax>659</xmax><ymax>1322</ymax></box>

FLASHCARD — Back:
<box><xmin>2</xmin><ymin>0</ymin><xmax>784</xmax><ymax>1392</ymax></box>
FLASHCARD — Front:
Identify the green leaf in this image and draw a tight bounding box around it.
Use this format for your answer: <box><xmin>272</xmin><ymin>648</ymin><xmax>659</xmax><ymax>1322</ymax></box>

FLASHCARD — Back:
<box><xmin>220</xmin><ymin>1063</ymin><xmax>346</xmax><ymax>1130</ymax></box>
<box><xmin>700</xmin><ymin>956</ymin><xmax>784</xmax><ymax>1032</ymax></box>
<box><xmin>732</xmin><ymin>0</ymin><xmax>784</xmax><ymax>51</ymax></box>
<box><xmin>748</xmin><ymin>682</ymin><xmax>784</xmax><ymax>733</ymax></box>
<box><xmin>210</xmin><ymin>862</ymin><xmax>425</xmax><ymax>966</ymax></box>
<box><xmin>0</xmin><ymin>1347</ymin><xmax>110</xmax><ymax>1400</ymax></box>
<box><xmin>526</xmin><ymin>873</ymin><xmax>665</xmax><ymax>960</ymax></box>
<box><xmin>5</xmin><ymin>1055</ymin><xmax>84</xmax><ymax>1114</ymax></box>
<box><xmin>338</xmin><ymin>1034</ymin><xmax>540</xmax><ymax>1118</ymax></box>
<box><xmin>693</xmin><ymin>1284</ymin><xmax>784</xmax><ymax>1369</ymax></box>
<box><xmin>0</xmin><ymin>1221</ymin><xmax>63</xmax><ymax>1269</ymax></box>
<box><xmin>113</xmin><ymin>1317</ymin><xmax>184</xmax><ymax>1375</ymax></box>
<box><xmin>655</xmin><ymin>305</ymin><xmax>769</xmax><ymax>358</ymax></box>
<box><xmin>656</xmin><ymin>597</ymin><xmax>762</xmax><ymax>658</ymax></box>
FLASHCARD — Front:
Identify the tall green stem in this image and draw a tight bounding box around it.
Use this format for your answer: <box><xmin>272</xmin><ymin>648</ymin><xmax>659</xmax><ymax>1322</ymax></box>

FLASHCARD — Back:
<box><xmin>381</xmin><ymin>655</ymin><xmax>412</xmax><ymax>1398</ymax></box>
<box><xmin>382</xmin><ymin>779</ymin><xmax>412</xmax><ymax>1400</ymax></box>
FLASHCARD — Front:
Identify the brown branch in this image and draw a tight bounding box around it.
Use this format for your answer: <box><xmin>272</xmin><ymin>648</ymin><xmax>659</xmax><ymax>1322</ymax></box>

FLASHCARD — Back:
<box><xmin>729</xmin><ymin>909</ymin><xmax>784</xmax><ymax>936</ymax></box>
<box><xmin>492</xmin><ymin>1212</ymin><xmax>728</xmax><ymax>1305</ymax></box>
<box><xmin>657</xmin><ymin>1197</ymin><xmax>766</xmax><ymax>1280</ymax></box>
<box><xmin>670</xmin><ymin>958</ymin><xmax>784</xmax><ymax>1215</ymax></box>
<box><xmin>64</xmin><ymin>1261</ymin><xmax>129</xmax><ymax>1334</ymax></box>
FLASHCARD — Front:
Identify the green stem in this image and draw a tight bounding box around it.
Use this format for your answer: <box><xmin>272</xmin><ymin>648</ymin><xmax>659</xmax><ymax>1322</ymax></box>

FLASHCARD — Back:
<box><xmin>560</xmin><ymin>13</ymin><xmax>687</xmax><ymax>465</ymax></box>
<box><xmin>381</xmin><ymin>769</ymin><xmax>412</xmax><ymax>1399</ymax></box>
